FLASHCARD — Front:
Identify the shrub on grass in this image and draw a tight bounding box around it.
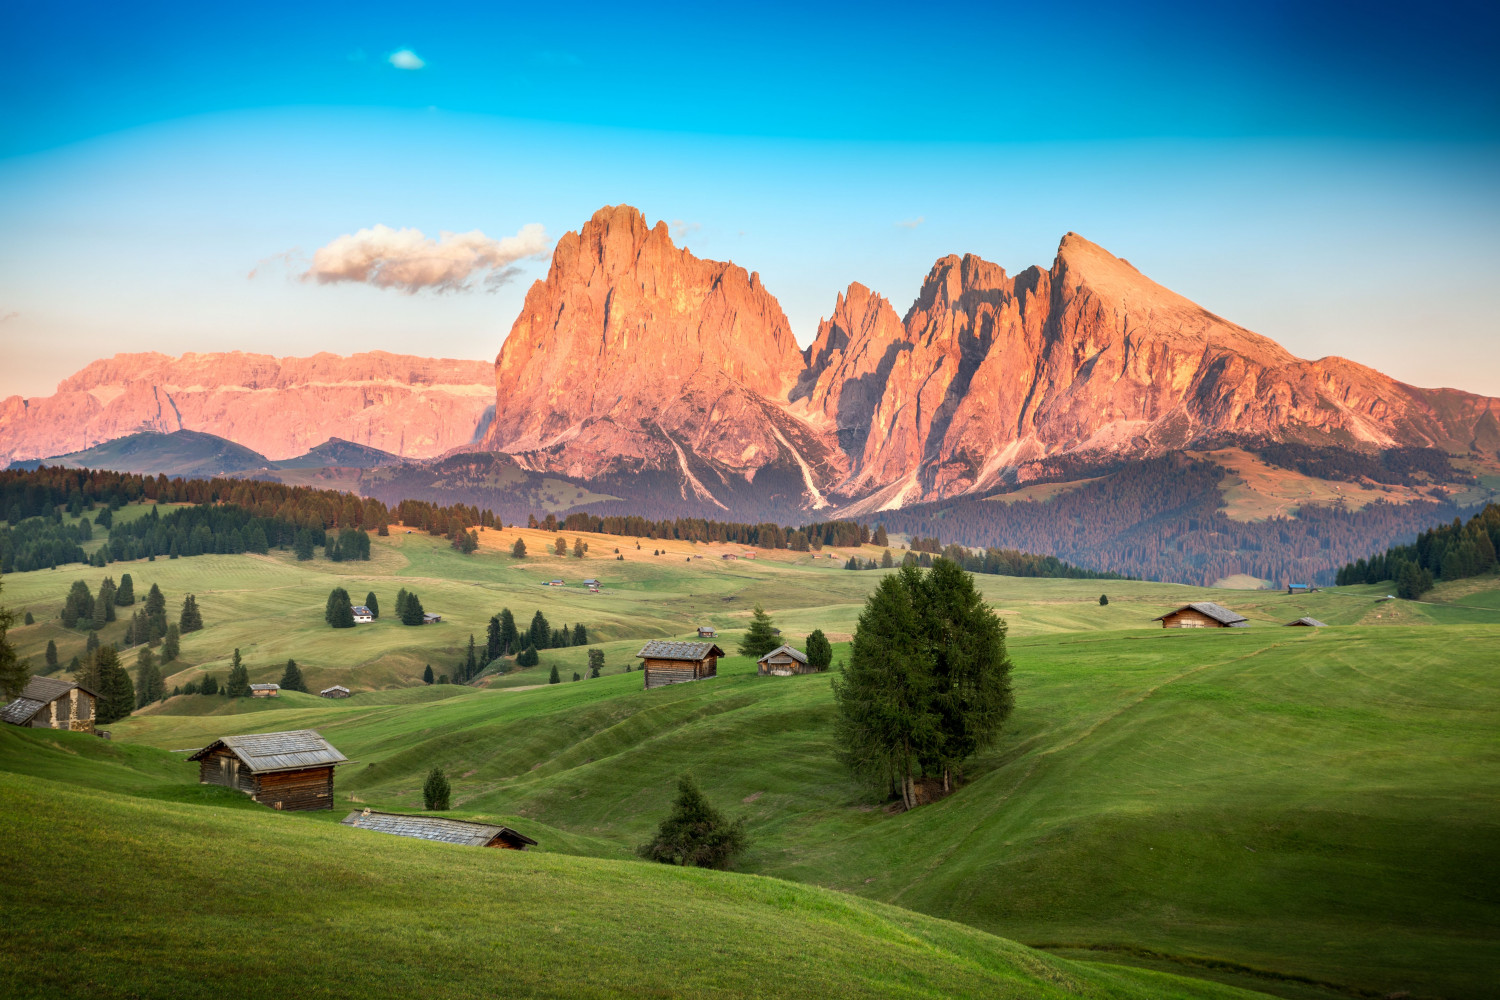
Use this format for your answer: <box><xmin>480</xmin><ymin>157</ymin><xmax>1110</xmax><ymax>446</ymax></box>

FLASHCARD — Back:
<box><xmin>423</xmin><ymin>767</ymin><xmax>451</xmax><ymax>811</ymax></box>
<box><xmin>637</xmin><ymin>774</ymin><xmax>747</xmax><ymax>870</ymax></box>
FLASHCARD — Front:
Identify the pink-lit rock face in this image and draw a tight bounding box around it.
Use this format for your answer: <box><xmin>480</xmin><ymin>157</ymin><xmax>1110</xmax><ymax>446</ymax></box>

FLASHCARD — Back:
<box><xmin>0</xmin><ymin>351</ymin><xmax>494</xmax><ymax>463</ymax></box>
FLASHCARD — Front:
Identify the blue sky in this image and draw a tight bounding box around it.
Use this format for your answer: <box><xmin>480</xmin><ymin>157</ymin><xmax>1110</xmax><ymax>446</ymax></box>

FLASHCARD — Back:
<box><xmin>2</xmin><ymin>0</ymin><xmax>1498</xmax><ymax>397</ymax></box>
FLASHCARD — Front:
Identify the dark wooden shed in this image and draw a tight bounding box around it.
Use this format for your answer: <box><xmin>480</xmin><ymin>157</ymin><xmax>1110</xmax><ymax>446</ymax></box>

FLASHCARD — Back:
<box><xmin>1153</xmin><ymin>602</ymin><xmax>1249</xmax><ymax>629</ymax></box>
<box><xmin>636</xmin><ymin>640</ymin><xmax>724</xmax><ymax>690</ymax></box>
<box><xmin>341</xmin><ymin>810</ymin><xmax>537</xmax><ymax>850</ymax></box>
<box><xmin>757</xmin><ymin>644</ymin><xmax>812</xmax><ymax>676</ymax></box>
<box><xmin>1</xmin><ymin>676</ymin><xmax>98</xmax><ymax>734</ymax></box>
<box><xmin>188</xmin><ymin>729</ymin><xmax>348</xmax><ymax>811</ymax></box>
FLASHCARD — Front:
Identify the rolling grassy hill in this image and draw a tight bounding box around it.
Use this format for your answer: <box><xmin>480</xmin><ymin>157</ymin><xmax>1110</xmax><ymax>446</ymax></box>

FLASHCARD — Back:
<box><xmin>3</xmin><ymin>522</ymin><xmax>1498</xmax><ymax>998</ymax></box>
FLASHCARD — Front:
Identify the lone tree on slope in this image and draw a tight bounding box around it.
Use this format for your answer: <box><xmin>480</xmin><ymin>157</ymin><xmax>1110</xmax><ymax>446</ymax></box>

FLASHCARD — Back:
<box><xmin>636</xmin><ymin>774</ymin><xmax>747</xmax><ymax>870</ymax></box>
<box><xmin>738</xmin><ymin>604</ymin><xmax>779</xmax><ymax>660</ymax></box>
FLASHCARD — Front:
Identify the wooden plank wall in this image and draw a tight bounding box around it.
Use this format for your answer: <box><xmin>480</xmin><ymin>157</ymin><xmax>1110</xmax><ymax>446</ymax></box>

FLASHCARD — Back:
<box><xmin>1160</xmin><ymin>608</ymin><xmax>1225</xmax><ymax>628</ymax></box>
<box><xmin>253</xmin><ymin>767</ymin><xmax>335</xmax><ymax>811</ymax></box>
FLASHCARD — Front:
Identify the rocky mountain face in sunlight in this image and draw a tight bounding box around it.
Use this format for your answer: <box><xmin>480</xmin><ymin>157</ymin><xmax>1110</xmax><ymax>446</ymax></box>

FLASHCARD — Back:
<box><xmin>0</xmin><ymin>351</ymin><xmax>494</xmax><ymax>465</ymax></box>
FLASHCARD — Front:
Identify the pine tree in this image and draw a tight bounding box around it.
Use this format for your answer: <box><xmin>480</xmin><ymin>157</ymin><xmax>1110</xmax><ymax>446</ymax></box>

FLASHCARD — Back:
<box><xmin>572</xmin><ymin>623</ymin><xmax>587</xmax><ymax>645</ymax></box>
<box><xmin>517</xmin><ymin>644</ymin><xmax>539</xmax><ymax>668</ymax></box>
<box><xmin>85</xmin><ymin>630</ymin><xmax>99</xmax><ymax>656</ymax></box>
<box><xmin>365</xmin><ymin>591</ymin><xmax>380</xmax><ymax>619</ymax></box>
<box><xmin>512</xmin><ymin>538</ymin><xmax>527</xmax><ymax>558</ymax></box>
<box><xmin>94</xmin><ymin>646</ymin><xmax>135</xmax><ymax>724</ymax></box>
<box><xmin>96</xmin><ymin>578</ymin><xmax>117</xmax><ymax>623</ymax></box>
<box><xmin>115</xmin><ymin>573</ymin><xmax>134</xmax><ymax>606</ymax></box>
<box><xmin>805</xmin><ymin>629</ymin><xmax>833</xmax><ymax>672</ymax></box>
<box><xmin>423</xmin><ymin>664</ymin><xmax>434</xmax><ymax>684</ymax></box>
<box><xmin>145</xmin><ymin>583</ymin><xmax>166</xmax><ymax>621</ymax></box>
<box><xmin>572</xmin><ymin>672</ymin><xmax>581</xmax><ymax>682</ymax></box>
<box><xmin>423</xmin><ymin>767</ymin><xmax>451</xmax><ymax>810</ymax></box>
<box><xmin>548</xmin><ymin>663</ymin><xmax>560</xmax><ymax>684</ymax></box>
<box><xmin>486</xmin><ymin>615</ymin><xmax>503</xmax><ymax>662</ymax></box>
<box><xmin>464</xmin><ymin>633</ymin><xmax>477</xmax><ymax>680</ymax></box>
<box><xmin>400</xmin><ymin>592</ymin><xmax>425</xmax><ymax>626</ymax></box>
<box><xmin>0</xmin><ymin>581</ymin><xmax>28</xmax><ymax>700</ymax></box>
<box><xmin>279</xmin><ymin>659</ymin><xmax>307</xmax><ymax>693</ymax></box>
<box><xmin>588</xmin><ymin>648</ymin><xmax>604</xmax><ymax>678</ymax></box>
<box><xmin>24</xmin><ymin>611</ymin><xmax>34</xmax><ymax>625</ymax></box>
<box><xmin>528</xmin><ymin>610</ymin><xmax>550</xmax><ymax>650</ymax></box>
<box><xmin>45</xmin><ymin>639</ymin><xmax>58</xmax><ymax>670</ymax></box>
<box><xmin>226</xmin><ymin>649</ymin><xmax>251</xmax><ymax>698</ymax></box>
<box><xmin>326</xmin><ymin>588</ymin><xmax>355</xmax><ymax>628</ymax></box>
<box><xmin>498</xmin><ymin>608</ymin><xmax>517</xmax><ymax>655</ymax></box>
<box><xmin>873</xmin><ymin>525</ymin><xmax>889</xmax><ymax>547</ymax></box>
<box><xmin>738</xmin><ymin>604</ymin><xmax>779</xmax><ymax>659</ymax></box>
<box><xmin>395</xmin><ymin>588</ymin><xmax>409</xmax><ymax>619</ymax></box>
<box><xmin>199</xmin><ymin>673</ymin><xmax>219</xmax><ymax>696</ymax></box>
<box><xmin>179</xmin><ymin>594</ymin><xmax>204</xmax><ymax>633</ymax></box>
<box><xmin>135</xmin><ymin>647</ymin><xmax>163</xmax><ymax>708</ymax></box>
<box><xmin>635</xmin><ymin>775</ymin><xmax>748</xmax><ymax>869</ymax></box>
<box><xmin>881</xmin><ymin>549</ymin><xmax>894</xmax><ymax>569</ymax></box>
<box><xmin>1099</xmin><ymin>594</ymin><xmax>1109</xmax><ymax>606</ymax></box>
<box><xmin>62</xmin><ymin>580</ymin><xmax>94</xmax><ymax>628</ymax></box>
<box><xmin>574</xmin><ymin>537</ymin><xmax>585</xmax><ymax>558</ymax></box>
<box><xmin>294</xmin><ymin>530</ymin><xmax>315</xmax><ymax>560</ymax></box>
<box><xmin>161</xmin><ymin>624</ymin><xmax>180</xmax><ymax>663</ymax></box>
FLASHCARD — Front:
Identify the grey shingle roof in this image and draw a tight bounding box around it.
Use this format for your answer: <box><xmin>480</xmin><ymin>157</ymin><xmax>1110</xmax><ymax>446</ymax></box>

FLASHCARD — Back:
<box><xmin>341</xmin><ymin>810</ymin><xmax>537</xmax><ymax>848</ymax></box>
<box><xmin>1</xmin><ymin>697</ymin><xmax>46</xmax><ymax>726</ymax></box>
<box><xmin>2</xmin><ymin>677</ymin><xmax>96</xmax><ymax>726</ymax></box>
<box><xmin>249</xmin><ymin>683</ymin><xmax>280</xmax><ymax>691</ymax></box>
<box><xmin>1154</xmin><ymin>602</ymin><xmax>1248</xmax><ymax>626</ymax></box>
<box><xmin>187</xmin><ymin>730</ymin><xmax>347</xmax><ymax>773</ymax></box>
<box><xmin>636</xmin><ymin>640</ymin><xmax>725</xmax><ymax>661</ymax></box>
<box><xmin>758</xmin><ymin>644</ymin><xmax>808</xmax><ymax>664</ymax></box>
<box><xmin>1286</xmin><ymin>617</ymin><xmax>1328</xmax><ymax>627</ymax></box>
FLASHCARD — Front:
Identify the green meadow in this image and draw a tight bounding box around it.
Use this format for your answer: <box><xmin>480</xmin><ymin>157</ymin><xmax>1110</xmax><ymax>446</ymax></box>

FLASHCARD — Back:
<box><xmin>2</xmin><ymin>514</ymin><xmax>1498</xmax><ymax>998</ymax></box>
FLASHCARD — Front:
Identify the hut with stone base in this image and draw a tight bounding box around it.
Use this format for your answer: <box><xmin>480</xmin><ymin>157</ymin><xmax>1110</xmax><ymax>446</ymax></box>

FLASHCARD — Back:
<box><xmin>1</xmin><ymin>677</ymin><xmax>97</xmax><ymax>734</ymax></box>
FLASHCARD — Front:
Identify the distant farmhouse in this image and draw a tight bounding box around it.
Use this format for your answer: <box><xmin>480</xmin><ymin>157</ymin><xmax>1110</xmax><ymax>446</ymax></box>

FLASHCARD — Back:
<box><xmin>188</xmin><ymin>730</ymin><xmax>348</xmax><ymax>811</ymax></box>
<box><xmin>1286</xmin><ymin>617</ymin><xmax>1328</xmax><ymax>627</ymax></box>
<box><xmin>1286</xmin><ymin>583</ymin><xmax>1318</xmax><ymax>595</ymax></box>
<box><xmin>697</xmin><ymin>625</ymin><xmax>718</xmax><ymax>638</ymax></box>
<box><xmin>422</xmin><ymin>612</ymin><xmax>442</xmax><ymax>624</ymax></box>
<box><xmin>351</xmin><ymin>605</ymin><xmax>374</xmax><ymax>624</ymax></box>
<box><xmin>320</xmin><ymin>685</ymin><xmax>351</xmax><ymax>699</ymax></box>
<box><xmin>1154</xmin><ymin>602</ymin><xmax>1249</xmax><ymax>629</ymax></box>
<box><xmin>249</xmin><ymin>683</ymin><xmax>280</xmax><ymax>698</ymax></box>
<box><xmin>637</xmin><ymin>640</ymin><xmax>724</xmax><ymax>690</ymax></box>
<box><xmin>342</xmin><ymin>810</ymin><xmax>537</xmax><ymax>850</ymax></box>
<box><xmin>758</xmin><ymin>645</ymin><xmax>811</xmax><ymax>676</ymax></box>
<box><xmin>1</xmin><ymin>677</ymin><xmax>97</xmax><ymax>733</ymax></box>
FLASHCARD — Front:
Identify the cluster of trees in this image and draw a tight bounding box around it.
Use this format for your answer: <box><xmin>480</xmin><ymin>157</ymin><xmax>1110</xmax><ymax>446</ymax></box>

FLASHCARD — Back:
<box><xmin>395</xmin><ymin>589</ymin><xmax>427</xmax><ymax>626</ymax></box>
<box><xmin>549</xmin><ymin>512</ymin><xmax>877</xmax><ymax>552</ymax></box>
<box><xmin>734</xmin><ymin>604</ymin><xmax>831</xmax><ymax>670</ymax></box>
<box><xmin>50</xmin><ymin>575</ymin><xmax>196</xmax><ymax>675</ymax></box>
<box><xmin>832</xmin><ymin>560</ymin><xmax>1014</xmax><ymax>811</ymax></box>
<box><xmin>104</xmin><ymin>505</ymin><xmax>371</xmax><ymax>566</ymax></box>
<box><xmin>844</xmin><ymin>544</ymin><xmax>1121</xmax><ymax>580</ymax></box>
<box><xmin>484</xmin><ymin>608</ymin><xmax>588</xmax><ymax>662</ymax></box>
<box><xmin>1335</xmin><ymin>502</ymin><xmax>1499</xmax><ymax>598</ymax></box>
<box><xmin>879</xmin><ymin>455</ymin><xmax>1473</xmax><ymax>585</ymax></box>
<box><xmin>0</xmin><ymin>513</ymin><xmax>93</xmax><ymax>572</ymax></box>
<box><xmin>1249</xmin><ymin>441</ymin><xmax>1463</xmax><ymax>487</ymax></box>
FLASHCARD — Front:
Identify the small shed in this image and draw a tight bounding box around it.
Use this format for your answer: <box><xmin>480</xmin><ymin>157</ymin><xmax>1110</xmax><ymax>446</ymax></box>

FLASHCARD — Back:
<box><xmin>1285</xmin><ymin>617</ymin><xmax>1328</xmax><ymax>627</ymax></box>
<box><xmin>1286</xmin><ymin>583</ymin><xmax>1315</xmax><ymax>595</ymax></box>
<box><xmin>422</xmin><ymin>612</ymin><xmax>442</xmax><ymax>624</ymax></box>
<box><xmin>249</xmin><ymin>683</ymin><xmax>280</xmax><ymax>698</ymax></box>
<box><xmin>187</xmin><ymin>730</ymin><xmax>348</xmax><ymax>811</ymax></box>
<box><xmin>757</xmin><ymin>644</ymin><xmax>811</xmax><ymax>676</ymax></box>
<box><xmin>1153</xmin><ymin>602</ymin><xmax>1249</xmax><ymax>629</ymax></box>
<box><xmin>351</xmin><ymin>605</ymin><xmax>374</xmax><ymax>624</ymax></box>
<box><xmin>341</xmin><ymin>810</ymin><xmax>537</xmax><ymax>850</ymax></box>
<box><xmin>583</xmin><ymin>579</ymin><xmax>600</xmax><ymax>587</ymax></box>
<box><xmin>320</xmin><ymin>685</ymin><xmax>351</xmax><ymax>699</ymax></box>
<box><xmin>1</xmin><ymin>677</ymin><xmax>98</xmax><ymax>733</ymax></box>
<box><xmin>547</xmin><ymin>579</ymin><xmax>564</xmax><ymax>587</ymax></box>
<box><xmin>697</xmin><ymin>625</ymin><xmax>718</xmax><ymax>638</ymax></box>
<box><xmin>636</xmin><ymin>640</ymin><xmax>725</xmax><ymax>690</ymax></box>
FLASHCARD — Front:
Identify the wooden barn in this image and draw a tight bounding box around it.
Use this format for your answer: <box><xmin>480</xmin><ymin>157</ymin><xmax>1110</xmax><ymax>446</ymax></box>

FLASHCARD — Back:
<box><xmin>341</xmin><ymin>809</ymin><xmax>537</xmax><ymax>850</ymax></box>
<box><xmin>188</xmin><ymin>730</ymin><xmax>348</xmax><ymax>811</ymax></box>
<box><xmin>1</xmin><ymin>677</ymin><xmax>97</xmax><ymax>733</ymax></box>
<box><xmin>1285</xmin><ymin>617</ymin><xmax>1328</xmax><ymax>627</ymax></box>
<box><xmin>1153</xmin><ymin>602</ymin><xmax>1249</xmax><ymax>629</ymax></box>
<box><xmin>320</xmin><ymin>685</ymin><xmax>351</xmax><ymax>699</ymax></box>
<box><xmin>636</xmin><ymin>640</ymin><xmax>724</xmax><ymax>690</ymax></box>
<box><xmin>249</xmin><ymin>683</ymin><xmax>280</xmax><ymax>698</ymax></box>
<box><xmin>758</xmin><ymin>644</ymin><xmax>812</xmax><ymax>676</ymax></box>
<box><xmin>697</xmin><ymin>625</ymin><xmax>718</xmax><ymax>638</ymax></box>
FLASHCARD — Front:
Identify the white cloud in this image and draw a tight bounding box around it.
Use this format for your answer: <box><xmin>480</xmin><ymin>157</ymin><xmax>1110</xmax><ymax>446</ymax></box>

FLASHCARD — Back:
<box><xmin>302</xmin><ymin>224</ymin><xmax>549</xmax><ymax>294</ymax></box>
<box><xmin>389</xmin><ymin>49</ymin><xmax>426</xmax><ymax>70</ymax></box>
<box><xmin>671</xmin><ymin>219</ymin><xmax>702</xmax><ymax>240</ymax></box>
<box><xmin>896</xmin><ymin>216</ymin><xmax>925</xmax><ymax>230</ymax></box>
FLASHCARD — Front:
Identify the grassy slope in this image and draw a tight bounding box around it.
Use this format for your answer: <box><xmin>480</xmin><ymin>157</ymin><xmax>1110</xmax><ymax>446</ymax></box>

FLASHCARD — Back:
<box><xmin>0</xmin><ymin>751</ymin><xmax>1263</xmax><ymax>1000</ymax></box>
<box><xmin>4</xmin><ymin>526</ymin><xmax>1498</xmax><ymax>997</ymax></box>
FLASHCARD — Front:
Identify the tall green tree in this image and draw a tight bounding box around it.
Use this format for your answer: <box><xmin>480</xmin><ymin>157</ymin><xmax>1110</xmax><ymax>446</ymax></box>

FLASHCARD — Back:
<box><xmin>486</xmin><ymin>615</ymin><xmax>503</xmax><ymax>662</ymax></box>
<box><xmin>161</xmin><ymin>624</ymin><xmax>180</xmax><ymax>663</ymax></box>
<box><xmin>226</xmin><ymin>649</ymin><xmax>250</xmax><ymax>698</ymax></box>
<box><xmin>573</xmin><ymin>537</ymin><xmax>585</xmax><ymax>558</ymax></box>
<box><xmin>114</xmin><ymin>573</ymin><xmax>135</xmax><ymax>606</ymax></box>
<box><xmin>199</xmin><ymin>673</ymin><xmax>219</xmax><ymax>696</ymax></box>
<box><xmin>738</xmin><ymin>603</ymin><xmax>779</xmax><ymax>659</ymax></box>
<box><xmin>423</xmin><ymin>767</ymin><xmax>451</xmax><ymax>810</ymax></box>
<box><xmin>365</xmin><ymin>591</ymin><xmax>380</xmax><ymax>619</ymax></box>
<box><xmin>62</xmin><ymin>580</ymin><xmax>94</xmax><ymax>629</ymax></box>
<box><xmin>422</xmin><ymin>664</ymin><xmax>434</xmax><ymax>684</ymax></box>
<box><xmin>279</xmin><ymin>659</ymin><xmax>307</xmax><ymax>693</ymax></box>
<box><xmin>805</xmin><ymin>629</ymin><xmax>833</xmax><ymax>672</ymax></box>
<box><xmin>94</xmin><ymin>646</ymin><xmax>135</xmax><ymax>724</ymax></box>
<box><xmin>547</xmin><ymin>663</ymin><xmax>560</xmax><ymax>684</ymax></box>
<box><xmin>399</xmin><ymin>592</ymin><xmax>425</xmax><ymax>626</ymax></box>
<box><xmin>178</xmin><ymin>594</ymin><xmax>204</xmax><ymax>633</ymax></box>
<box><xmin>636</xmin><ymin>775</ymin><xmax>748</xmax><ymax>870</ymax></box>
<box><xmin>587</xmin><ymin>648</ymin><xmax>604</xmax><ymax>678</ymax></box>
<box><xmin>394</xmin><ymin>588</ymin><xmax>409</xmax><ymax>619</ymax></box>
<box><xmin>144</xmin><ymin>583</ymin><xmax>167</xmax><ymax>628</ymax></box>
<box><xmin>464</xmin><ymin>633</ymin><xmax>477</xmax><ymax>680</ymax></box>
<box><xmin>572</xmin><ymin>623</ymin><xmax>587</xmax><ymax>646</ymax></box>
<box><xmin>554</xmin><ymin>536</ymin><xmax>567</xmax><ymax>556</ymax></box>
<box><xmin>498</xmin><ymin>608</ymin><xmax>518</xmax><ymax>655</ymax></box>
<box><xmin>0</xmin><ymin>578</ymin><xmax>29</xmax><ymax>700</ymax></box>
<box><xmin>512</xmin><ymin>537</ymin><xmax>527</xmax><ymax>558</ymax></box>
<box><xmin>326</xmin><ymin>588</ymin><xmax>355</xmax><ymax>628</ymax></box>
<box><xmin>45</xmin><ymin>639</ymin><xmax>59</xmax><ymax>671</ymax></box>
<box><xmin>135</xmin><ymin>647</ymin><xmax>163</xmax><ymax>708</ymax></box>
<box><xmin>96</xmin><ymin>578</ymin><xmax>117</xmax><ymax>624</ymax></box>
<box><xmin>1099</xmin><ymin>594</ymin><xmax>1109</xmax><ymax>606</ymax></box>
<box><xmin>528</xmin><ymin>610</ymin><xmax>550</xmax><ymax>650</ymax></box>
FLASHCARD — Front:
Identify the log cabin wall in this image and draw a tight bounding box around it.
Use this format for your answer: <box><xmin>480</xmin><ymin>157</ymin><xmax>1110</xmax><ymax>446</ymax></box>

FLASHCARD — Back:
<box><xmin>1160</xmin><ymin>608</ymin><xmax>1226</xmax><ymax>628</ymax></box>
<box><xmin>252</xmin><ymin>767</ymin><xmax>335</xmax><ymax>811</ymax></box>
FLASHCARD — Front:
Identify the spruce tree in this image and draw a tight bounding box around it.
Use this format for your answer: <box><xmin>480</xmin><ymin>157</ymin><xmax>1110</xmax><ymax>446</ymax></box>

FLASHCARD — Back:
<box><xmin>85</xmin><ymin>630</ymin><xmax>99</xmax><ymax>656</ymax></box>
<box><xmin>161</xmin><ymin>624</ymin><xmax>180</xmax><ymax>663</ymax></box>
<box><xmin>24</xmin><ymin>611</ymin><xmax>33</xmax><ymax>625</ymax></box>
<box><xmin>226</xmin><ymin>649</ymin><xmax>250</xmax><ymax>698</ymax></box>
<box><xmin>326</xmin><ymin>588</ymin><xmax>355</xmax><ymax>628</ymax></box>
<box><xmin>498</xmin><ymin>608</ymin><xmax>517</xmax><ymax>655</ymax></box>
<box><xmin>178</xmin><ymin>594</ymin><xmax>204</xmax><ymax>633</ymax></box>
<box><xmin>588</xmin><ymin>648</ymin><xmax>604</xmax><ymax>678</ymax></box>
<box><xmin>636</xmin><ymin>774</ymin><xmax>747</xmax><ymax>870</ymax></box>
<box><xmin>738</xmin><ymin>604</ymin><xmax>779</xmax><ymax>659</ymax></box>
<box><xmin>464</xmin><ymin>634</ymin><xmax>477</xmax><ymax>680</ymax></box>
<box><xmin>365</xmin><ymin>591</ymin><xmax>379</xmax><ymax>619</ymax></box>
<box><xmin>486</xmin><ymin>615</ymin><xmax>503</xmax><ymax>662</ymax></box>
<box><xmin>115</xmin><ymin>573</ymin><xmax>134</xmax><ymax>606</ymax></box>
<box><xmin>423</xmin><ymin>664</ymin><xmax>434</xmax><ymax>684</ymax></box>
<box><xmin>548</xmin><ymin>663</ymin><xmax>560</xmax><ymax>684</ymax></box>
<box><xmin>0</xmin><ymin>582</ymin><xmax>28</xmax><ymax>700</ymax></box>
<box><xmin>400</xmin><ymin>592</ymin><xmax>425</xmax><ymax>626</ymax></box>
<box><xmin>805</xmin><ymin>629</ymin><xmax>833</xmax><ymax>671</ymax></box>
<box><xmin>512</xmin><ymin>538</ymin><xmax>526</xmax><ymax>558</ymax></box>
<box><xmin>572</xmin><ymin>623</ymin><xmax>587</xmax><ymax>645</ymax></box>
<box><xmin>528</xmin><ymin>610</ymin><xmax>550</xmax><ymax>650</ymax></box>
<box><xmin>423</xmin><ymin>767</ymin><xmax>451</xmax><ymax>810</ymax></box>
<box><xmin>279</xmin><ymin>659</ymin><xmax>307</xmax><ymax>693</ymax></box>
<box><xmin>145</xmin><ymin>583</ymin><xmax>166</xmax><ymax>624</ymax></box>
<box><xmin>199</xmin><ymin>673</ymin><xmax>219</xmax><ymax>696</ymax></box>
<box><xmin>517</xmin><ymin>644</ymin><xmax>538</xmax><ymax>668</ymax></box>
<box><xmin>63</xmin><ymin>580</ymin><xmax>94</xmax><ymax>628</ymax></box>
<box><xmin>1099</xmin><ymin>594</ymin><xmax>1109</xmax><ymax>606</ymax></box>
<box><xmin>94</xmin><ymin>647</ymin><xmax>135</xmax><ymax>724</ymax></box>
<box><xmin>97</xmin><ymin>578</ymin><xmax>117</xmax><ymax>623</ymax></box>
<box><xmin>135</xmin><ymin>647</ymin><xmax>163</xmax><ymax>708</ymax></box>
<box><xmin>45</xmin><ymin>639</ymin><xmax>58</xmax><ymax>670</ymax></box>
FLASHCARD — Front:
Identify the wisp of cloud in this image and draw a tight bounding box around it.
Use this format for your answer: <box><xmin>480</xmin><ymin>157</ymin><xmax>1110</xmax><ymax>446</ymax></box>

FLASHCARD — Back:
<box><xmin>304</xmin><ymin>224</ymin><xmax>549</xmax><ymax>293</ymax></box>
<box><xmin>388</xmin><ymin>49</ymin><xmax>426</xmax><ymax>70</ymax></box>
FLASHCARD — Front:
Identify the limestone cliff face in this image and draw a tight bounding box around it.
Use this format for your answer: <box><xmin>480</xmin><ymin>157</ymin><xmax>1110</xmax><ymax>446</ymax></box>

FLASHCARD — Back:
<box><xmin>0</xmin><ymin>351</ymin><xmax>493</xmax><ymax>463</ymax></box>
<box><xmin>480</xmin><ymin>204</ymin><xmax>839</xmax><ymax>506</ymax></box>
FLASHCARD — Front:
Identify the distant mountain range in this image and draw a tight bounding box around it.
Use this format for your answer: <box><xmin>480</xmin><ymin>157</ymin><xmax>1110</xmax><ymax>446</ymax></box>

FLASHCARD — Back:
<box><xmin>6</xmin><ymin>204</ymin><xmax>1498</xmax><ymax>583</ymax></box>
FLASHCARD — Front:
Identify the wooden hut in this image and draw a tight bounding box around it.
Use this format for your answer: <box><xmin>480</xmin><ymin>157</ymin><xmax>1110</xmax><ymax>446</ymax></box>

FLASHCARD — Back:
<box><xmin>320</xmin><ymin>685</ymin><xmax>351</xmax><ymax>699</ymax></box>
<box><xmin>697</xmin><ymin>626</ymin><xmax>718</xmax><ymax>638</ymax></box>
<box><xmin>1285</xmin><ymin>617</ymin><xmax>1328</xmax><ymax>627</ymax></box>
<box><xmin>1</xmin><ymin>677</ymin><xmax>97</xmax><ymax>733</ymax></box>
<box><xmin>187</xmin><ymin>730</ymin><xmax>348</xmax><ymax>811</ymax></box>
<box><xmin>249</xmin><ymin>683</ymin><xmax>280</xmax><ymax>698</ymax></box>
<box><xmin>1153</xmin><ymin>602</ymin><xmax>1248</xmax><ymax>629</ymax></box>
<box><xmin>757</xmin><ymin>644</ymin><xmax>812</xmax><ymax>676</ymax></box>
<box><xmin>636</xmin><ymin>640</ymin><xmax>724</xmax><ymax>690</ymax></box>
<box><xmin>341</xmin><ymin>810</ymin><xmax>537</xmax><ymax>850</ymax></box>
